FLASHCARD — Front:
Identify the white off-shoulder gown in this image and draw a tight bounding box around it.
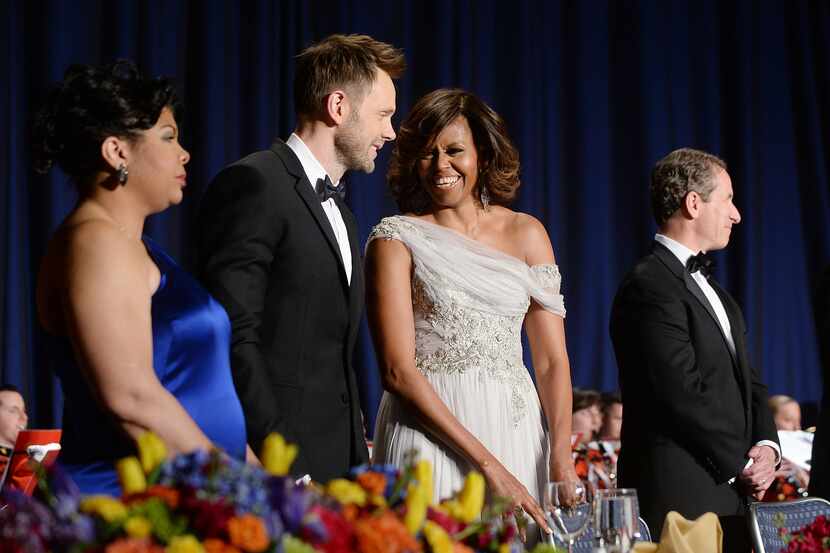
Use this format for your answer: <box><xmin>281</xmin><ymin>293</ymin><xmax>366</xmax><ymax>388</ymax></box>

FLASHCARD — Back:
<box><xmin>368</xmin><ymin>215</ymin><xmax>567</xmax><ymax>503</ymax></box>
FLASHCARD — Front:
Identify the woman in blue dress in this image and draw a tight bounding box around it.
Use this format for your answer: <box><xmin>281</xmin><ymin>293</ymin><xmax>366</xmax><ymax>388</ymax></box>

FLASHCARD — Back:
<box><xmin>32</xmin><ymin>61</ymin><xmax>253</xmax><ymax>495</ymax></box>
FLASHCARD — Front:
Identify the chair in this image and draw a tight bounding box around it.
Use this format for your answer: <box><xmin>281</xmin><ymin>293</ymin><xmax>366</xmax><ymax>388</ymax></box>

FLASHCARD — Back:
<box><xmin>748</xmin><ymin>497</ymin><xmax>830</xmax><ymax>553</ymax></box>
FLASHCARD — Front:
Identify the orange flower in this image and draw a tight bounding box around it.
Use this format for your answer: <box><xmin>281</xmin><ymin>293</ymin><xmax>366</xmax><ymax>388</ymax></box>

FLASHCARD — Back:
<box><xmin>105</xmin><ymin>538</ymin><xmax>165</xmax><ymax>553</ymax></box>
<box><xmin>356</xmin><ymin>472</ymin><xmax>387</xmax><ymax>496</ymax></box>
<box><xmin>147</xmin><ymin>485</ymin><xmax>180</xmax><ymax>508</ymax></box>
<box><xmin>227</xmin><ymin>514</ymin><xmax>270</xmax><ymax>553</ymax></box>
<box><xmin>341</xmin><ymin>504</ymin><xmax>360</xmax><ymax>522</ymax></box>
<box><xmin>354</xmin><ymin>511</ymin><xmax>422</xmax><ymax>553</ymax></box>
<box><xmin>203</xmin><ymin>539</ymin><xmax>242</xmax><ymax>553</ymax></box>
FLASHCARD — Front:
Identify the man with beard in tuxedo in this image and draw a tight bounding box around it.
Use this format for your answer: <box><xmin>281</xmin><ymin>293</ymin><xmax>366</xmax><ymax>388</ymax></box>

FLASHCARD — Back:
<box><xmin>196</xmin><ymin>35</ymin><xmax>405</xmax><ymax>483</ymax></box>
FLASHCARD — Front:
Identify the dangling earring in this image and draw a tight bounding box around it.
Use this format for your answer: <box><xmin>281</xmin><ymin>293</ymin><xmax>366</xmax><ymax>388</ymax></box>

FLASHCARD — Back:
<box><xmin>117</xmin><ymin>163</ymin><xmax>129</xmax><ymax>185</ymax></box>
<box><xmin>480</xmin><ymin>186</ymin><xmax>490</xmax><ymax>211</ymax></box>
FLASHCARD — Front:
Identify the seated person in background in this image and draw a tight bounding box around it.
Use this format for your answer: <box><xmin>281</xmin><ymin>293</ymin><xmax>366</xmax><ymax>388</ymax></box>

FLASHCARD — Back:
<box><xmin>769</xmin><ymin>394</ymin><xmax>801</xmax><ymax>430</ymax></box>
<box><xmin>764</xmin><ymin>395</ymin><xmax>810</xmax><ymax>501</ymax></box>
<box><xmin>599</xmin><ymin>391</ymin><xmax>623</xmax><ymax>442</ymax></box>
<box><xmin>0</xmin><ymin>385</ymin><xmax>28</xmax><ymax>476</ymax></box>
<box><xmin>571</xmin><ymin>389</ymin><xmax>601</xmax><ymax>446</ymax></box>
<box><xmin>571</xmin><ymin>389</ymin><xmax>619</xmax><ymax>488</ymax></box>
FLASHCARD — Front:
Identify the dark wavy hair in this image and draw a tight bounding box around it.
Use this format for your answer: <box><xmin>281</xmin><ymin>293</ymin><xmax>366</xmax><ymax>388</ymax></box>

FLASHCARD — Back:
<box><xmin>572</xmin><ymin>389</ymin><xmax>601</xmax><ymax>413</ymax></box>
<box><xmin>388</xmin><ymin>89</ymin><xmax>520</xmax><ymax>214</ymax></box>
<box><xmin>32</xmin><ymin>60</ymin><xmax>181</xmax><ymax>183</ymax></box>
<box><xmin>650</xmin><ymin>148</ymin><xmax>727</xmax><ymax>227</ymax></box>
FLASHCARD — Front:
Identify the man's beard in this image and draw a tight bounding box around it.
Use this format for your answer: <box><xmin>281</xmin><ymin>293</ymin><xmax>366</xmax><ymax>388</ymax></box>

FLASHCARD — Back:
<box><xmin>334</xmin><ymin>112</ymin><xmax>374</xmax><ymax>174</ymax></box>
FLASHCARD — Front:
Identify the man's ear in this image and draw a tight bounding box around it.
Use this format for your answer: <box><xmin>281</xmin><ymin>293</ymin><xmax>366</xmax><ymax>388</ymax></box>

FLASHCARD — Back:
<box><xmin>325</xmin><ymin>90</ymin><xmax>349</xmax><ymax>126</ymax></box>
<box><xmin>100</xmin><ymin>136</ymin><xmax>130</xmax><ymax>171</ymax></box>
<box><xmin>683</xmin><ymin>191</ymin><xmax>701</xmax><ymax>219</ymax></box>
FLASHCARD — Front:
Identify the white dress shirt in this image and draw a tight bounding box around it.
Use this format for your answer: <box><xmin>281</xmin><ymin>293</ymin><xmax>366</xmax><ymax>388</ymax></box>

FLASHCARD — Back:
<box><xmin>654</xmin><ymin>233</ymin><xmax>781</xmax><ymax>468</ymax></box>
<box><xmin>287</xmin><ymin>133</ymin><xmax>352</xmax><ymax>284</ymax></box>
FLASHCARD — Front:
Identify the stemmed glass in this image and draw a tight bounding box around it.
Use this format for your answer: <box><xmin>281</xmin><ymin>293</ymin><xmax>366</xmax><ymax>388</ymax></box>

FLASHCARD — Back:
<box><xmin>543</xmin><ymin>480</ymin><xmax>594</xmax><ymax>553</ymax></box>
<box><xmin>594</xmin><ymin>488</ymin><xmax>640</xmax><ymax>553</ymax></box>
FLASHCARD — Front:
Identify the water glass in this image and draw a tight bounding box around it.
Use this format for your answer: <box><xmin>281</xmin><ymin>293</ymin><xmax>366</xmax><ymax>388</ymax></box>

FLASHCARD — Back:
<box><xmin>594</xmin><ymin>488</ymin><xmax>640</xmax><ymax>552</ymax></box>
<box><xmin>543</xmin><ymin>480</ymin><xmax>594</xmax><ymax>553</ymax></box>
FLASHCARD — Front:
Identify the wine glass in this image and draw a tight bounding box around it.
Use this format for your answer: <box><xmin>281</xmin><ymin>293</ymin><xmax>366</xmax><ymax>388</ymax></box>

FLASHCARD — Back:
<box><xmin>594</xmin><ymin>488</ymin><xmax>640</xmax><ymax>552</ymax></box>
<box><xmin>543</xmin><ymin>480</ymin><xmax>594</xmax><ymax>553</ymax></box>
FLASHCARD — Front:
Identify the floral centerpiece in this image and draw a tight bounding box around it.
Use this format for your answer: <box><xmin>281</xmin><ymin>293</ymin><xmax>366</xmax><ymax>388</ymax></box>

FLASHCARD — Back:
<box><xmin>779</xmin><ymin>514</ymin><xmax>830</xmax><ymax>552</ymax></box>
<box><xmin>0</xmin><ymin>433</ymin><xmax>562</xmax><ymax>553</ymax></box>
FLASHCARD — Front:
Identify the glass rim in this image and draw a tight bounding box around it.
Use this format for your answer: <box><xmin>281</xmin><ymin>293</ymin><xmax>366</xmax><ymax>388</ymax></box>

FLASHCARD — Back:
<box><xmin>595</xmin><ymin>487</ymin><xmax>637</xmax><ymax>496</ymax></box>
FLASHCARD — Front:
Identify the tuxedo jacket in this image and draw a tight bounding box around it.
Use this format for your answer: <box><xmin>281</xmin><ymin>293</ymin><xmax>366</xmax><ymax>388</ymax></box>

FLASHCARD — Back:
<box><xmin>195</xmin><ymin>140</ymin><xmax>369</xmax><ymax>483</ymax></box>
<box><xmin>610</xmin><ymin>242</ymin><xmax>778</xmax><ymax>536</ymax></box>
<box><xmin>809</xmin><ymin>265</ymin><xmax>830</xmax><ymax>499</ymax></box>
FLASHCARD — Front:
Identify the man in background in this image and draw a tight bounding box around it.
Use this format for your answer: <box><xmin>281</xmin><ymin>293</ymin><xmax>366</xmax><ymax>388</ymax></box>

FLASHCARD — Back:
<box><xmin>0</xmin><ymin>385</ymin><xmax>28</xmax><ymax>474</ymax></box>
<box><xmin>611</xmin><ymin>148</ymin><xmax>780</xmax><ymax>551</ymax></box>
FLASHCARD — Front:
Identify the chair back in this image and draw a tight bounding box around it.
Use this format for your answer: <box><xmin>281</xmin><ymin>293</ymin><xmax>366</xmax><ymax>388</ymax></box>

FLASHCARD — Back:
<box><xmin>748</xmin><ymin>497</ymin><xmax>830</xmax><ymax>553</ymax></box>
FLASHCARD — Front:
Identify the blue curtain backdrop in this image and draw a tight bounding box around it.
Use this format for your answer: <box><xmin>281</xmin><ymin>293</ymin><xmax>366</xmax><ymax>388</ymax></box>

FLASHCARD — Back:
<box><xmin>2</xmin><ymin>0</ymin><xmax>829</xmax><ymax>434</ymax></box>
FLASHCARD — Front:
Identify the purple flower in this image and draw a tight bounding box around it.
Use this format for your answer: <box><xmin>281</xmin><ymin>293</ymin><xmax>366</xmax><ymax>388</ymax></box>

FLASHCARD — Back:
<box><xmin>268</xmin><ymin>477</ymin><xmax>313</xmax><ymax>532</ymax></box>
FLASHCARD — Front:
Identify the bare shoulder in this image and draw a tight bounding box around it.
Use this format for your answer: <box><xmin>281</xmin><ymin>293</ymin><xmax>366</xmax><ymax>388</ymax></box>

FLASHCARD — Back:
<box><xmin>495</xmin><ymin>209</ymin><xmax>555</xmax><ymax>265</ymax></box>
<box><xmin>62</xmin><ymin>219</ymin><xmax>156</xmax><ymax>291</ymax></box>
<box><xmin>366</xmin><ymin>231</ymin><xmax>412</xmax><ymax>267</ymax></box>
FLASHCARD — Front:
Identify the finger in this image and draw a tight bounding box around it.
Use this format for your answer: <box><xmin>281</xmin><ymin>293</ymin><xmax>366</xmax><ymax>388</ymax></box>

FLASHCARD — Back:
<box><xmin>525</xmin><ymin>501</ymin><xmax>551</xmax><ymax>534</ymax></box>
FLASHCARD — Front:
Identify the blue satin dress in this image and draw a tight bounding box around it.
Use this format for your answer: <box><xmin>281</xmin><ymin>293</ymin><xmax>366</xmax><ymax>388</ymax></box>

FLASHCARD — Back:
<box><xmin>53</xmin><ymin>237</ymin><xmax>247</xmax><ymax>495</ymax></box>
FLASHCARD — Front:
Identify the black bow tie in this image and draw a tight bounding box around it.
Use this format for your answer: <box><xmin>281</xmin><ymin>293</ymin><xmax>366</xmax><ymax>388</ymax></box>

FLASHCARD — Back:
<box><xmin>686</xmin><ymin>252</ymin><xmax>715</xmax><ymax>278</ymax></box>
<box><xmin>315</xmin><ymin>176</ymin><xmax>345</xmax><ymax>203</ymax></box>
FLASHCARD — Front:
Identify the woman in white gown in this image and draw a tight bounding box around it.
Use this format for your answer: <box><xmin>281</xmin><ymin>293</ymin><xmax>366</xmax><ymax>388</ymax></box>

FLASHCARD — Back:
<box><xmin>366</xmin><ymin>89</ymin><xmax>578</xmax><ymax>532</ymax></box>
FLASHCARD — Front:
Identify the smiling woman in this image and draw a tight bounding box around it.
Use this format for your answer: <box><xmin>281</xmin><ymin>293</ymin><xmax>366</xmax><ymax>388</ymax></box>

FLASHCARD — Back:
<box><xmin>31</xmin><ymin>61</ymin><xmax>255</xmax><ymax>495</ymax></box>
<box><xmin>367</xmin><ymin>88</ymin><xmax>580</xmax><ymax>537</ymax></box>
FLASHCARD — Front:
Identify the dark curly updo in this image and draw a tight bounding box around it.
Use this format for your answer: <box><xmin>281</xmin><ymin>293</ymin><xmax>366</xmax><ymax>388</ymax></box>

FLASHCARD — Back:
<box><xmin>388</xmin><ymin>89</ymin><xmax>520</xmax><ymax>215</ymax></box>
<box><xmin>32</xmin><ymin>60</ymin><xmax>181</xmax><ymax>182</ymax></box>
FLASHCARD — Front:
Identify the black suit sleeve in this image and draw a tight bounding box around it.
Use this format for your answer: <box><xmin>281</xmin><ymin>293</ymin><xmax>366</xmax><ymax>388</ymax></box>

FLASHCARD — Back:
<box><xmin>613</xmin><ymin>280</ymin><xmax>746</xmax><ymax>481</ymax></box>
<box><xmin>747</xmin><ymin>358</ymin><xmax>779</xmax><ymax>447</ymax></box>
<box><xmin>196</xmin><ymin>164</ymin><xmax>285</xmax><ymax>451</ymax></box>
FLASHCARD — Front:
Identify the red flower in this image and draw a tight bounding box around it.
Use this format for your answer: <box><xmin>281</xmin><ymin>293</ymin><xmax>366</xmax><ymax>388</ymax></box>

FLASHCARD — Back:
<box><xmin>179</xmin><ymin>489</ymin><xmax>235</xmax><ymax>539</ymax></box>
<box><xmin>426</xmin><ymin>506</ymin><xmax>465</xmax><ymax>535</ymax></box>
<box><xmin>301</xmin><ymin>505</ymin><xmax>354</xmax><ymax>553</ymax></box>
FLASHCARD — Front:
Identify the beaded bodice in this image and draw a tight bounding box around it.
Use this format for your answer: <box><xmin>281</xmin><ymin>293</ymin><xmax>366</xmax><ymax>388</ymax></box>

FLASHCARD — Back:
<box><xmin>368</xmin><ymin>216</ymin><xmax>565</xmax><ymax>425</ymax></box>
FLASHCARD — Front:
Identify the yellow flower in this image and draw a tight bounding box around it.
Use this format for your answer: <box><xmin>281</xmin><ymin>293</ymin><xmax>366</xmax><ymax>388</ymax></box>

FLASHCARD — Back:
<box><xmin>414</xmin><ymin>460</ymin><xmax>434</xmax><ymax>505</ymax></box>
<box><xmin>261</xmin><ymin>433</ymin><xmax>298</xmax><ymax>476</ymax></box>
<box><xmin>80</xmin><ymin>495</ymin><xmax>128</xmax><ymax>523</ymax></box>
<box><xmin>456</xmin><ymin>471</ymin><xmax>485</xmax><ymax>522</ymax></box>
<box><xmin>326</xmin><ymin>479</ymin><xmax>367</xmax><ymax>506</ymax></box>
<box><xmin>423</xmin><ymin>521</ymin><xmax>454</xmax><ymax>553</ymax></box>
<box><xmin>498</xmin><ymin>545</ymin><xmax>510</xmax><ymax>553</ymax></box>
<box><xmin>138</xmin><ymin>432</ymin><xmax>168</xmax><ymax>473</ymax></box>
<box><xmin>404</xmin><ymin>482</ymin><xmax>428</xmax><ymax>535</ymax></box>
<box><xmin>124</xmin><ymin>516</ymin><xmax>153</xmax><ymax>539</ymax></box>
<box><xmin>117</xmin><ymin>457</ymin><xmax>147</xmax><ymax>494</ymax></box>
<box><xmin>166</xmin><ymin>535</ymin><xmax>205</xmax><ymax>553</ymax></box>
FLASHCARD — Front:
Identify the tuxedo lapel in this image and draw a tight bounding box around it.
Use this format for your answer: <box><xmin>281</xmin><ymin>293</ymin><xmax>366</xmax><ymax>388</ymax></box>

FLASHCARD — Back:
<box><xmin>713</xmin><ymin>282</ymin><xmax>752</xmax><ymax>412</ymax></box>
<box><xmin>653</xmin><ymin>242</ymin><xmax>739</xmax><ymax>366</ymax></box>
<box><xmin>337</xmin><ymin>198</ymin><xmax>363</xmax><ymax>317</ymax></box>
<box><xmin>271</xmin><ymin>142</ymin><xmax>347</xmax><ymax>278</ymax></box>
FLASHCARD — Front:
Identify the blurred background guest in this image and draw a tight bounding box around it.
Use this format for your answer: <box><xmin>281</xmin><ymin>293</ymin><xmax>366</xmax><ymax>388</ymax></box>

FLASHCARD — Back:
<box><xmin>769</xmin><ymin>395</ymin><xmax>801</xmax><ymax>431</ymax></box>
<box><xmin>0</xmin><ymin>385</ymin><xmax>28</xmax><ymax>475</ymax></box>
<box><xmin>571</xmin><ymin>389</ymin><xmax>602</xmax><ymax>446</ymax></box>
<box><xmin>763</xmin><ymin>394</ymin><xmax>811</xmax><ymax>501</ymax></box>
<box><xmin>599</xmin><ymin>391</ymin><xmax>622</xmax><ymax>442</ymax></box>
<box><xmin>571</xmin><ymin>389</ymin><xmax>618</xmax><ymax>489</ymax></box>
<box><xmin>32</xmin><ymin>61</ymin><xmax>252</xmax><ymax>495</ymax></box>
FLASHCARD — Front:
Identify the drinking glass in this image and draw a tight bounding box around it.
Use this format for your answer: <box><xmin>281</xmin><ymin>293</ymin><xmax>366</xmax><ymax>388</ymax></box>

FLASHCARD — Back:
<box><xmin>543</xmin><ymin>480</ymin><xmax>594</xmax><ymax>553</ymax></box>
<box><xmin>594</xmin><ymin>488</ymin><xmax>640</xmax><ymax>552</ymax></box>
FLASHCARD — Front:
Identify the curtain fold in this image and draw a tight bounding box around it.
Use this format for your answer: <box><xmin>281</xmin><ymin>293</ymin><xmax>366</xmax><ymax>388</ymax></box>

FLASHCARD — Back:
<box><xmin>3</xmin><ymin>0</ymin><xmax>828</xmax><ymax>434</ymax></box>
